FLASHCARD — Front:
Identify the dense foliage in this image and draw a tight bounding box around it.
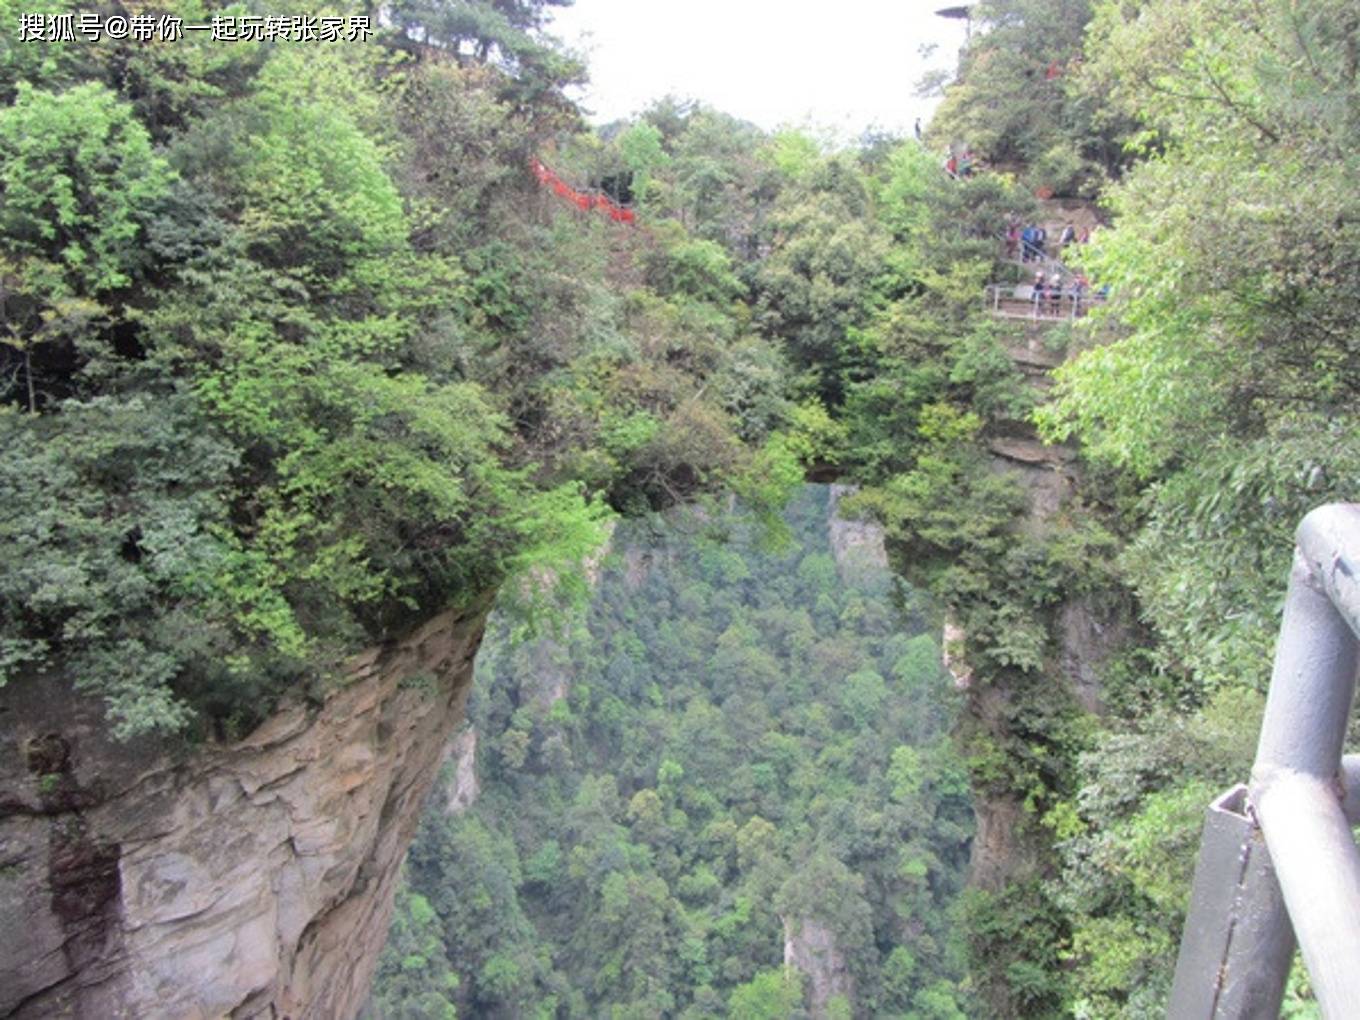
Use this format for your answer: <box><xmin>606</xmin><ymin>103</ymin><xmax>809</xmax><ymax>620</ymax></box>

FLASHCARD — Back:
<box><xmin>921</xmin><ymin>1</ymin><xmax>1359</xmax><ymax>1016</ymax></box>
<box><xmin>928</xmin><ymin>0</ymin><xmax>1135</xmax><ymax>195</ymax></box>
<box><xmin>0</xmin><ymin>1</ymin><xmax>797</xmax><ymax>737</ymax></box>
<box><xmin>371</xmin><ymin>487</ymin><xmax>974</xmax><ymax>1018</ymax></box>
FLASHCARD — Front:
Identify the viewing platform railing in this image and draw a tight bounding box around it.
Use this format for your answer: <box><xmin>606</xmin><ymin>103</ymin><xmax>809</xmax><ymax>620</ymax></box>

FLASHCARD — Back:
<box><xmin>1169</xmin><ymin>504</ymin><xmax>1360</xmax><ymax>1019</ymax></box>
<box><xmin>985</xmin><ymin>282</ymin><xmax>1106</xmax><ymax>322</ymax></box>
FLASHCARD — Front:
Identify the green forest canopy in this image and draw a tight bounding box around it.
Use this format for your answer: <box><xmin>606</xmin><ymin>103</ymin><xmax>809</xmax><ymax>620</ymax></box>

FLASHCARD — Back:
<box><xmin>368</xmin><ymin>487</ymin><xmax>973</xmax><ymax>1018</ymax></box>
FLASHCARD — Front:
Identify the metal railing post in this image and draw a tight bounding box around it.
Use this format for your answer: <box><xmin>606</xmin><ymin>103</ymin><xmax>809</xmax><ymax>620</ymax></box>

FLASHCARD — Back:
<box><xmin>1169</xmin><ymin>785</ymin><xmax>1295</xmax><ymax>1018</ymax></box>
<box><xmin>1169</xmin><ymin>504</ymin><xmax>1360</xmax><ymax>1019</ymax></box>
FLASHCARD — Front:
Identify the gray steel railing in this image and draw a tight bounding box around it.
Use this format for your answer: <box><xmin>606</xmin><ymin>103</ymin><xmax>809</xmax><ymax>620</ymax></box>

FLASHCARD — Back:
<box><xmin>985</xmin><ymin>282</ymin><xmax>1105</xmax><ymax>321</ymax></box>
<box><xmin>1169</xmin><ymin>504</ymin><xmax>1360</xmax><ymax>1019</ymax></box>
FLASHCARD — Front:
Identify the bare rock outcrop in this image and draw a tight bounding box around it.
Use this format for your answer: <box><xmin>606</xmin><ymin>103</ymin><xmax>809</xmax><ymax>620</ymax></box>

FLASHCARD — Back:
<box><xmin>0</xmin><ymin>601</ymin><xmax>488</xmax><ymax>1020</ymax></box>
<box><xmin>1058</xmin><ymin>599</ymin><xmax>1125</xmax><ymax>716</ymax></box>
<box><xmin>942</xmin><ymin>614</ymin><xmax>974</xmax><ymax>691</ymax></box>
<box><xmin>827</xmin><ymin>484</ymin><xmax>888</xmax><ymax>581</ymax></box>
<box><xmin>968</xmin><ymin>790</ymin><xmax>1032</xmax><ymax>892</ymax></box>
<box><xmin>442</xmin><ymin>726</ymin><xmax>480</xmax><ymax>815</ymax></box>
<box><xmin>961</xmin><ymin>680</ymin><xmax>1043</xmax><ymax>893</ymax></box>
<box><xmin>783</xmin><ymin>916</ymin><xmax>853</xmax><ymax>1018</ymax></box>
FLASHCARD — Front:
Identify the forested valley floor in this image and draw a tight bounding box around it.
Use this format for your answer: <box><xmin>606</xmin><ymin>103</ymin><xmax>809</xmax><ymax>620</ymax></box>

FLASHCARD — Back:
<box><xmin>369</xmin><ymin>486</ymin><xmax>974</xmax><ymax>1018</ymax></box>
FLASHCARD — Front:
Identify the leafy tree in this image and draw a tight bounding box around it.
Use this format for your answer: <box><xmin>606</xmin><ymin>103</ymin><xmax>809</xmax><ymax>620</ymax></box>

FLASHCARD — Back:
<box><xmin>615</xmin><ymin>120</ymin><xmax>668</xmax><ymax>204</ymax></box>
<box><xmin>753</xmin><ymin>152</ymin><xmax>887</xmax><ymax>403</ymax></box>
<box><xmin>386</xmin><ymin>0</ymin><xmax>584</xmax><ymax>109</ymax></box>
<box><xmin>366</xmin><ymin>881</ymin><xmax>460</xmax><ymax>1020</ymax></box>
<box><xmin>840</xmin><ymin>668</ymin><xmax>888</xmax><ymax>728</ymax></box>
<box><xmin>0</xmin><ymin>394</ymin><xmax>241</xmax><ymax>736</ymax></box>
<box><xmin>0</xmin><ymin>81</ymin><xmax>172</xmax><ymax>409</ymax></box>
<box><xmin>729</xmin><ymin>968</ymin><xmax>806</xmax><ymax>1019</ymax></box>
<box><xmin>930</xmin><ymin>0</ymin><xmax>1133</xmax><ymax>192</ymax></box>
<box><xmin>1041</xmin><ymin>0</ymin><xmax>1360</xmax><ymax>477</ymax></box>
<box><xmin>0</xmin><ymin>19</ymin><xmax>788</xmax><ymax>737</ymax></box>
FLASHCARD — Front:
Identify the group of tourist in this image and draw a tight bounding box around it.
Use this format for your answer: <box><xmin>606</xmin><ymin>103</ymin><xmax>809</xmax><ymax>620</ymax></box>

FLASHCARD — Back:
<box><xmin>944</xmin><ymin>150</ymin><xmax>977</xmax><ymax>178</ymax></box>
<box><xmin>1029</xmin><ymin>270</ymin><xmax>1090</xmax><ymax>318</ymax></box>
<box><xmin>1007</xmin><ymin>220</ymin><xmax>1091</xmax><ymax>262</ymax></box>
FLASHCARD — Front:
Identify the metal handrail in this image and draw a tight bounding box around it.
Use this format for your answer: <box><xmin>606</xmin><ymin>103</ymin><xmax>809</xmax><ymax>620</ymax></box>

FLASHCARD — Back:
<box><xmin>1169</xmin><ymin>504</ymin><xmax>1360</xmax><ymax>1019</ymax></box>
<box><xmin>1002</xmin><ymin>234</ymin><xmax>1080</xmax><ymax>282</ymax></box>
<box><xmin>984</xmin><ymin>281</ymin><xmax>1105</xmax><ymax>321</ymax></box>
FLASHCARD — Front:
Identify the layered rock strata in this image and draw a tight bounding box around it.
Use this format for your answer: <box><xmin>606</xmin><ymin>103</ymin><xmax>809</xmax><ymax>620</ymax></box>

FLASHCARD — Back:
<box><xmin>0</xmin><ymin>601</ymin><xmax>488</xmax><ymax>1020</ymax></box>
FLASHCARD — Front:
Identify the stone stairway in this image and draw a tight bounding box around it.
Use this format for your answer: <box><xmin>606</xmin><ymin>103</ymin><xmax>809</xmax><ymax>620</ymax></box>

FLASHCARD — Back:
<box><xmin>1002</xmin><ymin>196</ymin><xmax>1103</xmax><ymax>283</ymax></box>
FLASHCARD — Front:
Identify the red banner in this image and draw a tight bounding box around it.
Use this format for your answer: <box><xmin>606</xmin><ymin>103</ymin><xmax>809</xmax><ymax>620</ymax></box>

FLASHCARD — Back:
<box><xmin>530</xmin><ymin>158</ymin><xmax>636</xmax><ymax>226</ymax></box>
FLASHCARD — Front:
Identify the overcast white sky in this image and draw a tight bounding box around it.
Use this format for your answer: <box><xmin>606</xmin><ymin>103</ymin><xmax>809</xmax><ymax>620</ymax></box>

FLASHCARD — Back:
<box><xmin>546</xmin><ymin>1</ymin><xmax>966</xmax><ymax>139</ymax></box>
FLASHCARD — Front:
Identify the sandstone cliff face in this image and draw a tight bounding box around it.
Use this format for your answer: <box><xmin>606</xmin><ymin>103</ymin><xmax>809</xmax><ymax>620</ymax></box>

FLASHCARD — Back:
<box><xmin>0</xmin><ymin>602</ymin><xmax>488</xmax><ymax>1020</ymax></box>
<box><xmin>962</xmin><ymin>678</ymin><xmax>1035</xmax><ymax>894</ymax></box>
<box><xmin>827</xmin><ymin>484</ymin><xmax>889</xmax><ymax>582</ymax></box>
<box><xmin>783</xmin><ymin>916</ymin><xmax>853</xmax><ymax>1018</ymax></box>
<box><xmin>960</xmin><ymin>325</ymin><xmax>1102</xmax><ymax>894</ymax></box>
<box><xmin>941</xmin><ymin>613</ymin><xmax>973</xmax><ymax>691</ymax></box>
<box><xmin>441</xmin><ymin>726</ymin><xmax>480</xmax><ymax>816</ymax></box>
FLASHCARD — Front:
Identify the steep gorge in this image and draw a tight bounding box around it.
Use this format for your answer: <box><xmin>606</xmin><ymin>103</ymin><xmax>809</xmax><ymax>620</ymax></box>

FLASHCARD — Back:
<box><xmin>368</xmin><ymin>485</ymin><xmax>975</xmax><ymax>1017</ymax></box>
<box><xmin>6</xmin><ymin>1</ymin><xmax>1348</xmax><ymax>1013</ymax></box>
<box><xmin>0</xmin><ymin>319</ymin><xmax>1110</xmax><ymax>1020</ymax></box>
